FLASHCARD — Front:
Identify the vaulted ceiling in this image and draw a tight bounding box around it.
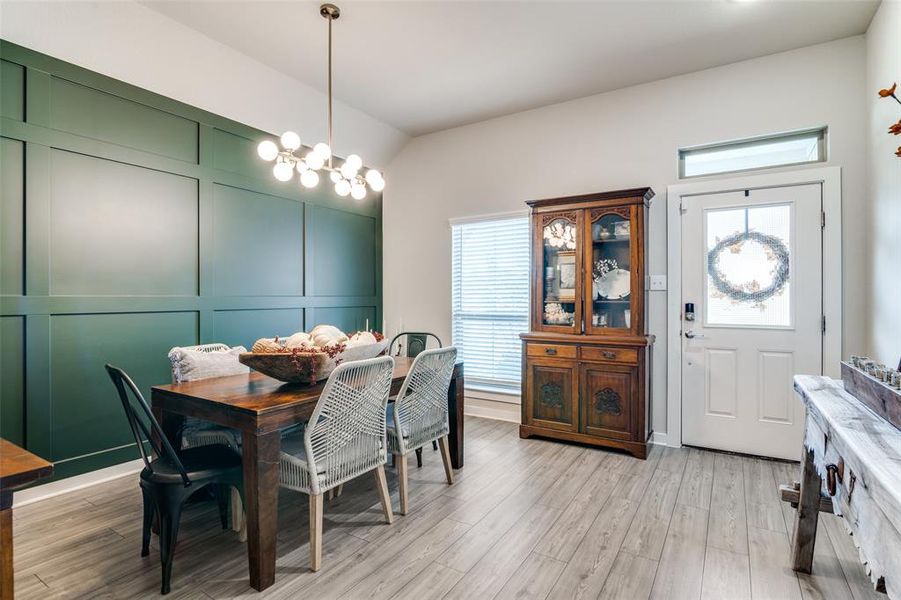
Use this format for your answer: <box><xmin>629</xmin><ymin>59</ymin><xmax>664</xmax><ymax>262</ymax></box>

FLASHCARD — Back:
<box><xmin>145</xmin><ymin>1</ymin><xmax>879</xmax><ymax>136</ymax></box>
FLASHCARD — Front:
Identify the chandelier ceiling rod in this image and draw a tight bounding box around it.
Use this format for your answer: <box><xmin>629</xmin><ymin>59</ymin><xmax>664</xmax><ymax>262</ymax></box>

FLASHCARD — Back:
<box><xmin>255</xmin><ymin>3</ymin><xmax>384</xmax><ymax>199</ymax></box>
<box><xmin>322</xmin><ymin>3</ymin><xmax>338</xmax><ymax>170</ymax></box>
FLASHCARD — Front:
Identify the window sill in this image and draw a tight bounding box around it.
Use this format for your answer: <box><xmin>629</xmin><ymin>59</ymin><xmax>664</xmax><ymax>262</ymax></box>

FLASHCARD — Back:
<box><xmin>466</xmin><ymin>383</ymin><xmax>521</xmax><ymax>405</ymax></box>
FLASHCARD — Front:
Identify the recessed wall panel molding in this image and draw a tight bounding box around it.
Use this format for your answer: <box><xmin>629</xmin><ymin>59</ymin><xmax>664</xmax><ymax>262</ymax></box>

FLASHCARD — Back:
<box><xmin>1</xmin><ymin>137</ymin><xmax>25</xmax><ymax>296</ymax></box>
<box><xmin>48</xmin><ymin>311</ymin><xmax>199</xmax><ymax>462</ymax></box>
<box><xmin>48</xmin><ymin>76</ymin><xmax>199</xmax><ymax>163</ymax></box>
<box><xmin>0</xmin><ymin>60</ymin><xmax>24</xmax><ymax>121</ymax></box>
<box><xmin>0</xmin><ymin>316</ymin><xmax>25</xmax><ymax>445</ymax></box>
<box><xmin>307</xmin><ymin>205</ymin><xmax>376</xmax><ymax>297</ymax></box>
<box><xmin>48</xmin><ymin>150</ymin><xmax>199</xmax><ymax>296</ymax></box>
<box><xmin>212</xmin><ymin>308</ymin><xmax>304</xmax><ymax>349</ymax></box>
<box><xmin>212</xmin><ymin>184</ymin><xmax>303</xmax><ymax>297</ymax></box>
<box><xmin>211</xmin><ymin>128</ymin><xmax>273</xmax><ymax>182</ymax></box>
<box><xmin>307</xmin><ymin>306</ymin><xmax>376</xmax><ymax>333</ymax></box>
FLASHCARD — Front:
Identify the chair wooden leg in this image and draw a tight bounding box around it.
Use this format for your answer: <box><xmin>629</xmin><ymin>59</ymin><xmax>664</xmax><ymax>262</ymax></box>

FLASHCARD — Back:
<box><xmin>335</xmin><ymin>483</ymin><xmax>343</xmax><ymax>498</ymax></box>
<box><xmin>438</xmin><ymin>436</ymin><xmax>454</xmax><ymax>485</ymax></box>
<box><xmin>309</xmin><ymin>494</ymin><xmax>323</xmax><ymax>572</ymax></box>
<box><xmin>229</xmin><ymin>487</ymin><xmax>244</xmax><ymax>536</ymax></box>
<box><xmin>395</xmin><ymin>453</ymin><xmax>409</xmax><ymax>515</ymax></box>
<box><xmin>140</xmin><ymin>486</ymin><xmax>154</xmax><ymax>557</ymax></box>
<box><xmin>415</xmin><ymin>447</ymin><xmax>423</xmax><ymax>468</ymax></box>
<box><xmin>373</xmin><ymin>465</ymin><xmax>394</xmax><ymax>524</ymax></box>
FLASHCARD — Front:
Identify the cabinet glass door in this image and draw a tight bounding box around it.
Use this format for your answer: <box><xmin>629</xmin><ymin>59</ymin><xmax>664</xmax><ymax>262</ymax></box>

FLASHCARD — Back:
<box><xmin>586</xmin><ymin>209</ymin><xmax>634</xmax><ymax>334</ymax></box>
<box><xmin>537</xmin><ymin>211</ymin><xmax>582</xmax><ymax>332</ymax></box>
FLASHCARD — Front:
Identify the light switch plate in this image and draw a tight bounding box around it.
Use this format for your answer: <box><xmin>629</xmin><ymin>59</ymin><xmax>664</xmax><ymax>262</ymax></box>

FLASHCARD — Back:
<box><xmin>648</xmin><ymin>275</ymin><xmax>667</xmax><ymax>291</ymax></box>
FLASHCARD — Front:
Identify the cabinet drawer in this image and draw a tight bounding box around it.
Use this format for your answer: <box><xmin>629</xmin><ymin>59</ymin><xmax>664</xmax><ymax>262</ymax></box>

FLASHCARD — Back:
<box><xmin>580</xmin><ymin>346</ymin><xmax>638</xmax><ymax>364</ymax></box>
<box><xmin>527</xmin><ymin>343</ymin><xmax>577</xmax><ymax>359</ymax></box>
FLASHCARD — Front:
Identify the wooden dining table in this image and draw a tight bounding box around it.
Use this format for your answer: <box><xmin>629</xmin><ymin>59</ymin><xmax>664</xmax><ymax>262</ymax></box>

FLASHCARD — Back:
<box><xmin>151</xmin><ymin>356</ymin><xmax>464</xmax><ymax>592</ymax></box>
<box><xmin>1</xmin><ymin>439</ymin><xmax>54</xmax><ymax>600</ymax></box>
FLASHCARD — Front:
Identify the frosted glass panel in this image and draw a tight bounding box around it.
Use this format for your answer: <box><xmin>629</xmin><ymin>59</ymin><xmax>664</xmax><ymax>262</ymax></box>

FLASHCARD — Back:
<box><xmin>705</xmin><ymin>203</ymin><xmax>791</xmax><ymax>327</ymax></box>
<box><xmin>680</xmin><ymin>129</ymin><xmax>825</xmax><ymax>178</ymax></box>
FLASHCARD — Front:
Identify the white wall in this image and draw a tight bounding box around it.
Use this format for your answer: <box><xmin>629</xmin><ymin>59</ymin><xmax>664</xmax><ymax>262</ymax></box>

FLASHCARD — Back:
<box><xmin>384</xmin><ymin>37</ymin><xmax>867</xmax><ymax>436</ymax></box>
<box><xmin>866</xmin><ymin>0</ymin><xmax>901</xmax><ymax>364</ymax></box>
<box><xmin>0</xmin><ymin>0</ymin><xmax>408</xmax><ymax>168</ymax></box>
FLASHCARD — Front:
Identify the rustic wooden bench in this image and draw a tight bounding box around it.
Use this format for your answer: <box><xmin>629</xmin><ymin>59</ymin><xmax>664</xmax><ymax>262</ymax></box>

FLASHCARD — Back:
<box><xmin>790</xmin><ymin>375</ymin><xmax>901</xmax><ymax>598</ymax></box>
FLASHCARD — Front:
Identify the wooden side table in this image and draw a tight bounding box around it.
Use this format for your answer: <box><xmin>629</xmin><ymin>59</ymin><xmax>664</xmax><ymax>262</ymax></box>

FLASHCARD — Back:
<box><xmin>0</xmin><ymin>439</ymin><xmax>53</xmax><ymax>600</ymax></box>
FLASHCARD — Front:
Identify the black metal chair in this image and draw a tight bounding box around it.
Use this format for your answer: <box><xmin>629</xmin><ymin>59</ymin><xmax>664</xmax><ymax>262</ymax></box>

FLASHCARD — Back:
<box><xmin>387</xmin><ymin>332</ymin><xmax>444</xmax><ymax>466</ymax></box>
<box><xmin>105</xmin><ymin>364</ymin><xmax>244</xmax><ymax>595</ymax></box>
<box><xmin>389</xmin><ymin>332</ymin><xmax>443</xmax><ymax>358</ymax></box>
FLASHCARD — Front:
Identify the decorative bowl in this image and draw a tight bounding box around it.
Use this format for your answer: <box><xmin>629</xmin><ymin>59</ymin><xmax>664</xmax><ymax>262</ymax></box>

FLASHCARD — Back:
<box><xmin>239</xmin><ymin>339</ymin><xmax>390</xmax><ymax>384</ymax></box>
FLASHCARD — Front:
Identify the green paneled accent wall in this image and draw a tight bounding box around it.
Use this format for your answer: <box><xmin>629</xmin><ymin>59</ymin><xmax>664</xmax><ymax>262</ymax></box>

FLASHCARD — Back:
<box><xmin>0</xmin><ymin>317</ymin><xmax>25</xmax><ymax>445</ymax></box>
<box><xmin>0</xmin><ymin>60</ymin><xmax>23</xmax><ymax>120</ymax></box>
<box><xmin>306</xmin><ymin>205</ymin><xmax>377</xmax><ymax>297</ymax></box>
<box><xmin>212</xmin><ymin>184</ymin><xmax>303</xmax><ymax>297</ymax></box>
<box><xmin>1</xmin><ymin>137</ymin><xmax>24</xmax><ymax>295</ymax></box>
<box><xmin>213</xmin><ymin>308</ymin><xmax>305</xmax><ymax>350</ymax></box>
<box><xmin>49</xmin><ymin>150</ymin><xmax>200</xmax><ymax>296</ymax></box>
<box><xmin>0</xmin><ymin>41</ymin><xmax>383</xmax><ymax>480</ymax></box>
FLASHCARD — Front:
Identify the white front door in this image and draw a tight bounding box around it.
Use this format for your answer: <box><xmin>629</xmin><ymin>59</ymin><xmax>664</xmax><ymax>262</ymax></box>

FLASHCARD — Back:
<box><xmin>681</xmin><ymin>184</ymin><xmax>822</xmax><ymax>460</ymax></box>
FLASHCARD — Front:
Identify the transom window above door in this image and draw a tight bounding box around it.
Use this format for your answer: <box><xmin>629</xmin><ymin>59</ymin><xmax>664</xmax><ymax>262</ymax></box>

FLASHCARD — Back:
<box><xmin>679</xmin><ymin>128</ymin><xmax>827</xmax><ymax>178</ymax></box>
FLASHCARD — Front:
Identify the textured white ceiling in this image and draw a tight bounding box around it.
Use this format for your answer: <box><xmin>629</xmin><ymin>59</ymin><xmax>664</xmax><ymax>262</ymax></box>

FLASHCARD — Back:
<box><xmin>144</xmin><ymin>0</ymin><xmax>879</xmax><ymax>135</ymax></box>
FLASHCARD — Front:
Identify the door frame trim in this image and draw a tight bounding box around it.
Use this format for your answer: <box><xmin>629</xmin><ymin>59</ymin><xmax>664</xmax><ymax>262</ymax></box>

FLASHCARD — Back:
<box><xmin>665</xmin><ymin>166</ymin><xmax>842</xmax><ymax>449</ymax></box>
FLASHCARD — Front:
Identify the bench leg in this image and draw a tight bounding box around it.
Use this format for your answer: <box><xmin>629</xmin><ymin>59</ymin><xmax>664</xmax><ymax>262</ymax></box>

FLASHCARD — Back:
<box><xmin>791</xmin><ymin>447</ymin><xmax>821</xmax><ymax>573</ymax></box>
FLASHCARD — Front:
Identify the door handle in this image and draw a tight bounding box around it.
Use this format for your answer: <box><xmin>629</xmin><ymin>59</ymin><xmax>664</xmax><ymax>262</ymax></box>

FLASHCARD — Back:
<box><xmin>684</xmin><ymin>330</ymin><xmax>706</xmax><ymax>339</ymax></box>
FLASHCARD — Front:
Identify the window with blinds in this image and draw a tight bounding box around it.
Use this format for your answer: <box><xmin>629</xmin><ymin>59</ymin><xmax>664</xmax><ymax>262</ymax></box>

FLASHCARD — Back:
<box><xmin>451</xmin><ymin>215</ymin><xmax>530</xmax><ymax>392</ymax></box>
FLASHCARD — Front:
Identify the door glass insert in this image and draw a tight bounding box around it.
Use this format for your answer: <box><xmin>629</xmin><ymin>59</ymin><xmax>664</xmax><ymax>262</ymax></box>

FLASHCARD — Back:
<box><xmin>590</xmin><ymin>213</ymin><xmax>632</xmax><ymax>329</ymax></box>
<box><xmin>542</xmin><ymin>217</ymin><xmax>577</xmax><ymax>327</ymax></box>
<box><xmin>705</xmin><ymin>203</ymin><xmax>791</xmax><ymax>327</ymax></box>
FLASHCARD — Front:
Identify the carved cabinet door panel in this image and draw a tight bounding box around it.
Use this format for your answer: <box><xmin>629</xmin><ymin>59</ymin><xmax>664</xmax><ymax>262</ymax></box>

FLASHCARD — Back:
<box><xmin>580</xmin><ymin>363</ymin><xmax>635</xmax><ymax>440</ymax></box>
<box><xmin>525</xmin><ymin>358</ymin><xmax>578</xmax><ymax>432</ymax></box>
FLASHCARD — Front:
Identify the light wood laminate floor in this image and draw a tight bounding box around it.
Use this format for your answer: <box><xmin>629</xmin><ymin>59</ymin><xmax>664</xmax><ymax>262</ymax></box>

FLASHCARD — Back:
<box><xmin>13</xmin><ymin>417</ymin><xmax>883</xmax><ymax>599</ymax></box>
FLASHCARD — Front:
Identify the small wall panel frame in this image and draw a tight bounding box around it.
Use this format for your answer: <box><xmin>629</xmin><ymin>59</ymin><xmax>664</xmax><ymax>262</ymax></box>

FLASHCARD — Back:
<box><xmin>0</xmin><ymin>40</ymin><xmax>382</xmax><ymax>479</ymax></box>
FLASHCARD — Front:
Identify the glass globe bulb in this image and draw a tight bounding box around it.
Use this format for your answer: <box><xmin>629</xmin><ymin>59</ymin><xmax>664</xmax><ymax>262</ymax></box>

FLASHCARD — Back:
<box><xmin>300</xmin><ymin>169</ymin><xmax>320</xmax><ymax>189</ymax></box>
<box><xmin>365</xmin><ymin>169</ymin><xmax>382</xmax><ymax>185</ymax></box>
<box><xmin>369</xmin><ymin>176</ymin><xmax>385</xmax><ymax>192</ymax></box>
<box><xmin>329</xmin><ymin>170</ymin><xmax>343</xmax><ymax>183</ymax></box>
<box><xmin>345</xmin><ymin>154</ymin><xmax>363</xmax><ymax>171</ymax></box>
<box><xmin>280</xmin><ymin>131</ymin><xmax>301</xmax><ymax>151</ymax></box>
<box><xmin>273</xmin><ymin>162</ymin><xmax>293</xmax><ymax>182</ymax></box>
<box><xmin>257</xmin><ymin>140</ymin><xmax>279</xmax><ymax>161</ymax></box>
<box><xmin>335</xmin><ymin>180</ymin><xmax>351</xmax><ymax>197</ymax></box>
<box><xmin>296</xmin><ymin>160</ymin><xmax>309</xmax><ymax>173</ymax></box>
<box><xmin>305</xmin><ymin>152</ymin><xmax>325</xmax><ymax>171</ymax></box>
<box><xmin>350</xmin><ymin>183</ymin><xmax>366</xmax><ymax>200</ymax></box>
<box><xmin>313</xmin><ymin>142</ymin><xmax>331</xmax><ymax>160</ymax></box>
<box><xmin>340</xmin><ymin>162</ymin><xmax>358</xmax><ymax>180</ymax></box>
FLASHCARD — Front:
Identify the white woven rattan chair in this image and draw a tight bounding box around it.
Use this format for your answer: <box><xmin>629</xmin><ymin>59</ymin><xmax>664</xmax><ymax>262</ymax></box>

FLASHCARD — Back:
<box><xmin>387</xmin><ymin>346</ymin><xmax>457</xmax><ymax>515</ymax></box>
<box><xmin>279</xmin><ymin>355</ymin><xmax>395</xmax><ymax>571</ymax></box>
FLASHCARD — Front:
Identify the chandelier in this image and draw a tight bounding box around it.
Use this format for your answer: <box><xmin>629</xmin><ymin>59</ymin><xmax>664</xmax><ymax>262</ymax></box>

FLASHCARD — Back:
<box><xmin>256</xmin><ymin>3</ymin><xmax>384</xmax><ymax>199</ymax></box>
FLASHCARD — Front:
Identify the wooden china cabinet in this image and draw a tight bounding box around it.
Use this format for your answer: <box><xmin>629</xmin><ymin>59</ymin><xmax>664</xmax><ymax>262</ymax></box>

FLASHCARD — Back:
<box><xmin>520</xmin><ymin>187</ymin><xmax>654</xmax><ymax>459</ymax></box>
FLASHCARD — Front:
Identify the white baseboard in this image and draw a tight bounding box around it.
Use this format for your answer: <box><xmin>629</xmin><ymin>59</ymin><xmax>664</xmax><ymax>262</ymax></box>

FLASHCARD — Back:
<box><xmin>650</xmin><ymin>432</ymin><xmax>669</xmax><ymax>446</ymax></box>
<box><xmin>464</xmin><ymin>396</ymin><xmax>520</xmax><ymax>423</ymax></box>
<box><xmin>13</xmin><ymin>458</ymin><xmax>143</xmax><ymax>508</ymax></box>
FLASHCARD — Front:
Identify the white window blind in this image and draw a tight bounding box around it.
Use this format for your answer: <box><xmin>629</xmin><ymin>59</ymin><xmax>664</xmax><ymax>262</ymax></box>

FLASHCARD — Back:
<box><xmin>451</xmin><ymin>215</ymin><xmax>530</xmax><ymax>392</ymax></box>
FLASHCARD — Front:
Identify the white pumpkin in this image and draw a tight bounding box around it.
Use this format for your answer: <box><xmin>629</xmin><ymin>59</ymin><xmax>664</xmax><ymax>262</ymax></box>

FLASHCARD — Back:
<box><xmin>251</xmin><ymin>338</ymin><xmax>283</xmax><ymax>353</ymax></box>
<box><xmin>347</xmin><ymin>331</ymin><xmax>377</xmax><ymax>347</ymax></box>
<box><xmin>284</xmin><ymin>331</ymin><xmax>312</xmax><ymax>349</ymax></box>
<box><xmin>310</xmin><ymin>324</ymin><xmax>348</xmax><ymax>348</ymax></box>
